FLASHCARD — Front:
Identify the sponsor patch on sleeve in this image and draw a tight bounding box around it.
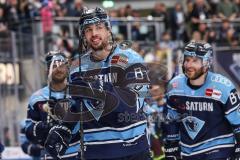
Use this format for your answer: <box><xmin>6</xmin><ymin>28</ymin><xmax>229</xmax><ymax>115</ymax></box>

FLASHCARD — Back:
<box><xmin>111</xmin><ymin>54</ymin><xmax>128</xmax><ymax>67</ymax></box>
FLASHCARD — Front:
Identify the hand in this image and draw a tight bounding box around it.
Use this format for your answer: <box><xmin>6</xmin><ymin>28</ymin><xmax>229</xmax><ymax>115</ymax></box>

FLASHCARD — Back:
<box><xmin>47</xmin><ymin>97</ymin><xmax>59</xmax><ymax>115</ymax></box>
<box><xmin>45</xmin><ymin>125</ymin><xmax>72</xmax><ymax>159</ymax></box>
<box><xmin>164</xmin><ymin>141</ymin><xmax>181</xmax><ymax>160</ymax></box>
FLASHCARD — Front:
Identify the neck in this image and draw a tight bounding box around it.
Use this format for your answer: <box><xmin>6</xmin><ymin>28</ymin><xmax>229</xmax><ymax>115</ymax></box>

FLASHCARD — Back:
<box><xmin>189</xmin><ymin>72</ymin><xmax>207</xmax><ymax>86</ymax></box>
<box><xmin>91</xmin><ymin>44</ymin><xmax>112</xmax><ymax>61</ymax></box>
<box><xmin>49</xmin><ymin>81</ymin><xmax>66</xmax><ymax>91</ymax></box>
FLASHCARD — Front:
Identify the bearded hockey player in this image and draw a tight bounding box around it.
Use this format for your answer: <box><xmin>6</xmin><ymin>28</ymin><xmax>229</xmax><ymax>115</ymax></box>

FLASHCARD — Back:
<box><xmin>44</xmin><ymin>7</ymin><xmax>152</xmax><ymax>160</ymax></box>
<box><xmin>25</xmin><ymin>51</ymin><xmax>80</xmax><ymax>159</ymax></box>
<box><xmin>164</xmin><ymin>41</ymin><xmax>240</xmax><ymax>160</ymax></box>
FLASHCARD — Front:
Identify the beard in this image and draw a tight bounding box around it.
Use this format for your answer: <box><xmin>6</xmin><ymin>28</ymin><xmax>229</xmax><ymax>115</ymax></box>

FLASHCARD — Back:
<box><xmin>88</xmin><ymin>34</ymin><xmax>110</xmax><ymax>51</ymax></box>
<box><xmin>51</xmin><ymin>73</ymin><xmax>67</xmax><ymax>83</ymax></box>
<box><xmin>185</xmin><ymin>67</ymin><xmax>206</xmax><ymax>80</ymax></box>
<box><xmin>91</xmin><ymin>43</ymin><xmax>104</xmax><ymax>51</ymax></box>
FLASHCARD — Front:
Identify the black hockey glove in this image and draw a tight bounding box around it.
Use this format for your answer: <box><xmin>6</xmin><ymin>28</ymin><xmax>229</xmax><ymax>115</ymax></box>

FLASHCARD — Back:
<box><xmin>230</xmin><ymin>143</ymin><xmax>240</xmax><ymax>160</ymax></box>
<box><xmin>45</xmin><ymin>125</ymin><xmax>72</xmax><ymax>160</ymax></box>
<box><xmin>164</xmin><ymin>141</ymin><xmax>181</xmax><ymax>160</ymax></box>
<box><xmin>28</xmin><ymin>144</ymin><xmax>42</xmax><ymax>157</ymax></box>
<box><xmin>32</xmin><ymin>121</ymin><xmax>51</xmax><ymax>145</ymax></box>
<box><xmin>230</xmin><ymin>131</ymin><xmax>240</xmax><ymax>160</ymax></box>
<box><xmin>32</xmin><ymin>115</ymin><xmax>58</xmax><ymax>145</ymax></box>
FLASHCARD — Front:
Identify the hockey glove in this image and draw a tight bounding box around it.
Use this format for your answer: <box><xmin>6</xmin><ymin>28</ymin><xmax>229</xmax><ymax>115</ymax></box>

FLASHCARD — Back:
<box><xmin>45</xmin><ymin>125</ymin><xmax>72</xmax><ymax>159</ymax></box>
<box><xmin>32</xmin><ymin>121</ymin><xmax>51</xmax><ymax>145</ymax></box>
<box><xmin>231</xmin><ymin>143</ymin><xmax>240</xmax><ymax>160</ymax></box>
<box><xmin>28</xmin><ymin>144</ymin><xmax>42</xmax><ymax>157</ymax></box>
<box><xmin>164</xmin><ymin>141</ymin><xmax>181</xmax><ymax>160</ymax></box>
<box><xmin>32</xmin><ymin>115</ymin><xmax>58</xmax><ymax>144</ymax></box>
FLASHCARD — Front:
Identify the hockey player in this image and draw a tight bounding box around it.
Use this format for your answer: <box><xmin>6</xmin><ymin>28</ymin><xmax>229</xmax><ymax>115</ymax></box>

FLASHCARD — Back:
<box><xmin>25</xmin><ymin>51</ymin><xmax>80</xmax><ymax>159</ymax></box>
<box><xmin>44</xmin><ymin>7</ymin><xmax>151</xmax><ymax>160</ymax></box>
<box><xmin>164</xmin><ymin>41</ymin><xmax>240</xmax><ymax>160</ymax></box>
<box><xmin>144</xmin><ymin>83</ymin><xmax>166</xmax><ymax>160</ymax></box>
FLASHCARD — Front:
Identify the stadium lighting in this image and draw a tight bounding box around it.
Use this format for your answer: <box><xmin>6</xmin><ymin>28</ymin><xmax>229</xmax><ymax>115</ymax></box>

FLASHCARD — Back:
<box><xmin>102</xmin><ymin>0</ymin><xmax>114</xmax><ymax>8</ymax></box>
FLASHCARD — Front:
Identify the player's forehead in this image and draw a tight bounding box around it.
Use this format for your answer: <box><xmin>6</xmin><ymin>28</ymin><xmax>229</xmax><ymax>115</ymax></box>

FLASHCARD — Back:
<box><xmin>184</xmin><ymin>55</ymin><xmax>202</xmax><ymax>61</ymax></box>
<box><xmin>84</xmin><ymin>22</ymin><xmax>105</xmax><ymax>30</ymax></box>
<box><xmin>51</xmin><ymin>58</ymin><xmax>68</xmax><ymax>69</ymax></box>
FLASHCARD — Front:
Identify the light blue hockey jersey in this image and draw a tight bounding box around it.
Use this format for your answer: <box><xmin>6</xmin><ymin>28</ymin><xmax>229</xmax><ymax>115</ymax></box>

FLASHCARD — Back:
<box><xmin>166</xmin><ymin>72</ymin><xmax>240</xmax><ymax>160</ymax></box>
<box><xmin>26</xmin><ymin>86</ymin><xmax>80</xmax><ymax>159</ymax></box>
<box><xmin>69</xmin><ymin>44</ymin><xmax>150</xmax><ymax>159</ymax></box>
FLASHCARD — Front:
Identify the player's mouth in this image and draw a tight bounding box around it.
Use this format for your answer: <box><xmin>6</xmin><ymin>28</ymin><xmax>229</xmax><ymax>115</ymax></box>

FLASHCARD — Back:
<box><xmin>186</xmin><ymin>68</ymin><xmax>195</xmax><ymax>73</ymax></box>
<box><xmin>91</xmin><ymin>37</ymin><xmax>101</xmax><ymax>45</ymax></box>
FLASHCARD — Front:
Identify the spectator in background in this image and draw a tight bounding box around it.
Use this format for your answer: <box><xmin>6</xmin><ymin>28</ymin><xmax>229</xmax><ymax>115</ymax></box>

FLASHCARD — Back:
<box><xmin>132</xmin><ymin>42</ymin><xmax>145</xmax><ymax>57</ymax></box>
<box><xmin>0</xmin><ymin>4</ymin><xmax>7</xmax><ymax>36</ymax></box>
<box><xmin>67</xmin><ymin>0</ymin><xmax>84</xmax><ymax>17</ymax></box>
<box><xmin>18</xmin><ymin>0</ymin><xmax>30</xmax><ymax>19</ymax></box>
<box><xmin>27</xmin><ymin>0</ymin><xmax>41</xmax><ymax>17</ymax></box>
<box><xmin>205</xmin><ymin>28</ymin><xmax>217</xmax><ymax>44</ymax></box>
<box><xmin>198</xmin><ymin>23</ymin><xmax>209</xmax><ymax>40</ymax></box>
<box><xmin>4</xmin><ymin>0</ymin><xmax>20</xmax><ymax>31</ymax></box>
<box><xmin>226</xmin><ymin>28</ymin><xmax>239</xmax><ymax>46</ymax></box>
<box><xmin>118</xmin><ymin>7</ymin><xmax>126</xmax><ymax>17</ymax></box>
<box><xmin>170</xmin><ymin>2</ymin><xmax>189</xmax><ymax>42</ymax></box>
<box><xmin>54</xmin><ymin>26</ymin><xmax>73</xmax><ymax>57</ymax></box>
<box><xmin>117</xmin><ymin>7</ymin><xmax>128</xmax><ymax>39</ymax></box>
<box><xmin>124</xmin><ymin>4</ymin><xmax>133</xmax><ymax>17</ymax></box>
<box><xmin>151</xmin><ymin>32</ymin><xmax>177</xmax><ymax>63</ymax></box>
<box><xmin>151</xmin><ymin>2</ymin><xmax>168</xmax><ymax>31</ymax></box>
<box><xmin>17</xmin><ymin>0</ymin><xmax>42</xmax><ymax>32</ymax></box>
<box><xmin>217</xmin><ymin>0</ymin><xmax>238</xmax><ymax>20</ymax></box>
<box><xmin>208</xmin><ymin>0</ymin><xmax>220</xmax><ymax>17</ymax></box>
<box><xmin>158</xmin><ymin>31</ymin><xmax>178</xmax><ymax>51</ymax></box>
<box><xmin>234</xmin><ymin>0</ymin><xmax>240</xmax><ymax>17</ymax></box>
<box><xmin>218</xmin><ymin>19</ymin><xmax>232</xmax><ymax>40</ymax></box>
<box><xmin>40</xmin><ymin>0</ymin><xmax>53</xmax><ymax>52</ymax></box>
<box><xmin>189</xmin><ymin>0</ymin><xmax>210</xmax><ymax>32</ymax></box>
<box><xmin>40</xmin><ymin>0</ymin><xmax>53</xmax><ymax>34</ymax></box>
<box><xmin>217</xmin><ymin>19</ymin><xmax>239</xmax><ymax>46</ymax></box>
<box><xmin>54</xmin><ymin>4</ymin><xmax>67</xmax><ymax>17</ymax></box>
<box><xmin>186</xmin><ymin>0</ymin><xmax>194</xmax><ymax>16</ymax></box>
<box><xmin>191</xmin><ymin>30</ymin><xmax>202</xmax><ymax>41</ymax></box>
<box><xmin>3</xmin><ymin>127</ymin><xmax>10</xmax><ymax>146</ymax></box>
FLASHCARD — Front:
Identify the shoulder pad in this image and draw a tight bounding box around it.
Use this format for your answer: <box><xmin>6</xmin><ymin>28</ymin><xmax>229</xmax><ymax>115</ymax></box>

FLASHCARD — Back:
<box><xmin>210</xmin><ymin>73</ymin><xmax>234</xmax><ymax>88</ymax></box>
<box><xmin>29</xmin><ymin>87</ymin><xmax>49</xmax><ymax>107</ymax></box>
<box><xmin>167</xmin><ymin>74</ymin><xmax>185</xmax><ymax>92</ymax></box>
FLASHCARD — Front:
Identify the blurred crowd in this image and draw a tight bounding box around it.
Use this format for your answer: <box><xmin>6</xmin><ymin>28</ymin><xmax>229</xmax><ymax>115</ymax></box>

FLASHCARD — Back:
<box><xmin>0</xmin><ymin>0</ymin><xmax>239</xmax><ymax>76</ymax></box>
<box><xmin>0</xmin><ymin>0</ymin><xmax>240</xmax><ymax>44</ymax></box>
<box><xmin>0</xmin><ymin>0</ymin><xmax>239</xmax><ymax>66</ymax></box>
